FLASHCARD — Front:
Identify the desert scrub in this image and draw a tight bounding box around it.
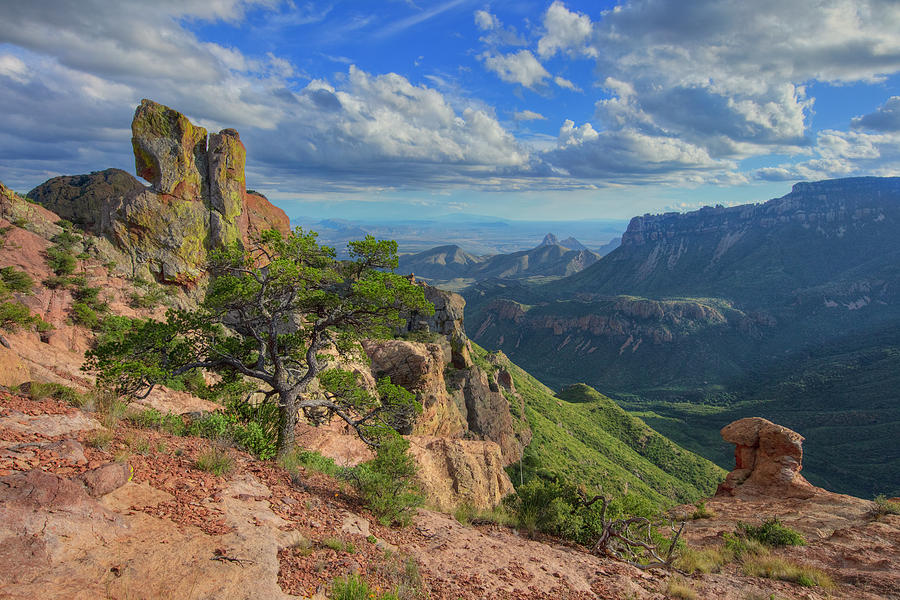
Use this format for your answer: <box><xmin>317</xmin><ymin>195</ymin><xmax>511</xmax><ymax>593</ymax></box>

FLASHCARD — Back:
<box><xmin>742</xmin><ymin>555</ymin><xmax>834</xmax><ymax>589</ymax></box>
<box><xmin>331</xmin><ymin>574</ymin><xmax>401</xmax><ymax>600</ymax></box>
<box><xmin>665</xmin><ymin>576</ymin><xmax>698</xmax><ymax>600</ymax></box>
<box><xmin>453</xmin><ymin>502</ymin><xmax>516</xmax><ymax>527</ymax></box>
<box><xmin>86</xmin><ymin>428</ymin><xmax>114</xmax><ymax>450</ymax></box>
<box><xmin>194</xmin><ymin>446</ymin><xmax>234</xmax><ymax>476</ymax></box>
<box><xmin>738</xmin><ymin>518</ymin><xmax>805</xmax><ymax>547</ymax></box>
<box><xmin>674</xmin><ymin>545</ymin><xmax>731</xmax><ymax>574</ymax></box>
<box><xmin>690</xmin><ymin>501</ymin><xmax>715</xmax><ymax>519</ymax></box>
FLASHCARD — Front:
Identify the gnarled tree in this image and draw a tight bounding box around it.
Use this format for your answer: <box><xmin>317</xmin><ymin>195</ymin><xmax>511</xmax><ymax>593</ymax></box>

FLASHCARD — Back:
<box><xmin>85</xmin><ymin>229</ymin><xmax>433</xmax><ymax>457</ymax></box>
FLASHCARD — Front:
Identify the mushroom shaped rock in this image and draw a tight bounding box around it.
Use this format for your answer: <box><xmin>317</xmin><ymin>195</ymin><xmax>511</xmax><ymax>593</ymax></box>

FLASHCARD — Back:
<box><xmin>716</xmin><ymin>417</ymin><xmax>818</xmax><ymax>498</ymax></box>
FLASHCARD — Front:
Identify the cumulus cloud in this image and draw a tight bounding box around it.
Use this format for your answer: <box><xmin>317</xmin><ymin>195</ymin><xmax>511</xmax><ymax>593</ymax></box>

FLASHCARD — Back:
<box><xmin>544</xmin><ymin>119</ymin><xmax>733</xmax><ymax>181</ymax></box>
<box><xmin>0</xmin><ymin>54</ymin><xmax>29</xmax><ymax>84</ymax></box>
<box><xmin>537</xmin><ymin>1</ymin><xmax>595</xmax><ymax>59</ymax></box>
<box><xmin>480</xmin><ymin>50</ymin><xmax>550</xmax><ymax>89</ymax></box>
<box><xmin>474</xmin><ymin>9</ymin><xmax>499</xmax><ymax>31</ymax></box>
<box><xmin>852</xmin><ymin>96</ymin><xmax>900</xmax><ymax>132</ymax></box>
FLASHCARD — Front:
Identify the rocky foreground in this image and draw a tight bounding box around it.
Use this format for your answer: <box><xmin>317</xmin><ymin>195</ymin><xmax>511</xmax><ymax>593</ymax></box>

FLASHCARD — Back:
<box><xmin>2</xmin><ymin>392</ymin><xmax>899</xmax><ymax>600</ymax></box>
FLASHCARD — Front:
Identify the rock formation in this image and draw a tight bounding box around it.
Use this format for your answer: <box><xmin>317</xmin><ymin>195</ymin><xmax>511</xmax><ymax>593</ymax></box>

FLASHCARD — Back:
<box><xmin>716</xmin><ymin>417</ymin><xmax>817</xmax><ymax>498</ymax></box>
<box><xmin>28</xmin><ymin>99</ymin><xmax>290</xmax><ymax>284</ymax></box>
<box><xmin>399</xmin><ymin>280</ymin><xmax>472</xmax><ymax>368</ymax></box>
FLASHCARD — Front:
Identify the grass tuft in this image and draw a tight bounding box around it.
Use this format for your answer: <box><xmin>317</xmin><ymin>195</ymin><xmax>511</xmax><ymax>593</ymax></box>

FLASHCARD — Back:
<box><xmin>194</xmin><ymin>446</ymin><xmax>234</xmax><ymax>476</ymax></box>
<box><xmin>742</xmin><ymin>555</ymin><xmax>834</xmax><ymax>589</ymax></box>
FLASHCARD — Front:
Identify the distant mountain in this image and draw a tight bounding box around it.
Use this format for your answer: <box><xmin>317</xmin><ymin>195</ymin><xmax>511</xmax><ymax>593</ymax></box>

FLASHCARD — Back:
<box><xmin>465</xmin><ymin>177</ymin><xmax>900</xmax><ymax>498</ymax></box>
<box><xmin>539</xmin><ymin>233</ymin><xmax>589</xmax><ymax>251</ymax></box>
<box><xmin>399</xmin><ymin>241</ymin><xmax>601</xmax><ymax>284</ymax></box>
<box><xmin>595</xmin><ymin>236</ymin><xmax>620</xmax><ymax>256</ymax></box>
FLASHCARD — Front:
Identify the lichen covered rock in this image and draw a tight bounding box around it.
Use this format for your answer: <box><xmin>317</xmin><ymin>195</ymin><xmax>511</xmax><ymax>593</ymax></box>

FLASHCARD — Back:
<box><xmin>27</xmin><ymin>99</ymin><xmax>290</xmax><ymax>284</ymax></box>
<box><xmin>132</xmin><ymin>99</ymin><xmax>208</xmax><ymax>201</ymax></box>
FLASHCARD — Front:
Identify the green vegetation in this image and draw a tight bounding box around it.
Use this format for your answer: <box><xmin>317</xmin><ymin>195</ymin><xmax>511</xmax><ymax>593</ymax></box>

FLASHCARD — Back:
<box><xmin>690</xmin><ymin>501</ymin><xmax>715</xmax><ymax>520</ymax></box>
<box><xmin>673</xmin><ymin>545</ymin><xmax>730</xmax><ymax>574</ymax></box>
<box><xmin>278</xmin><ymin>448</ymin><xmax>342</xmax><ymax>478</ymax></box>
<box><xmin>0</xmin><ymin>265</ymin><xmax>50</xmax><ymax>334</ymax></box>
<box><xmin>331</xmin><ymin>574</ymin><xmax>400</xmax><ymax>600</ymax></box>
<box><xmin>665</xmin><ymin>577</ymin><xmax>698</xmax><ymax>600</ymax></box>
<box><xmin>321</xmin><ymin>537</ymin><xmax>355</xmax><ymax>554</ymax></box>
<box><xmin>487</xmin><ymin>344</ymin><xmax>724</xmax><ymax>511</ymax></box>
<box><xmin>344</xmin><ymin>435</ymin><xmax>424</xmax><ymax>527</ymax></box>
<box><xmin>86</xmin><ymin>229</ymin><xmax>431</xmax><ymax>458</ymax></box>
<box><xmin>194</xmin><ymin>446</ymin><xmax>234</xmax><ymax>476</ymax></box>
<box><xmin>20</xmin><ymin>381</ymin><xmax>83</xmax><ymax>407</ymax></box>
<box><xmin>874</xmin><ymin>495</ymin><xmax>900</xmax><ymax>516</ymax></box>
<box><xmin>738</xmin><ymin>518</ymin><xmax>805</xmax><ymax>547</ymax></box>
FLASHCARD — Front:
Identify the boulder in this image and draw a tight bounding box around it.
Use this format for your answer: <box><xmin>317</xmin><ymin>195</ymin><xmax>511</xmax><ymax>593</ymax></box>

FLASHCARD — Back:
<box><xmin>400</xmin><ymin>282</ymin><xmax>472</xmax><ymax>368</ymax></box>
<box><xmin>408</xmin><ymin>436</ymin><xmax>514</xmax><ymax>511</ymax></box>
<box><xmin>716</xmin><ymin>417</ymin><xmax>817</xmax><ymax>498</ymax></box>
<box><xmin>25</xmin><ymin>169</ymin><xmax>145</xmax><ymax>231</ymax></box>
<box><xmin>78</xmin><ymin>462</ymin><xmax>132</xmax><ymax>497</ymax></box>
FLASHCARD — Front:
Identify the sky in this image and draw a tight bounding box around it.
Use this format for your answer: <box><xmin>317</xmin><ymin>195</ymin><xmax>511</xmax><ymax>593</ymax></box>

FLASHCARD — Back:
<box><xmin>1</xmin><ymin>0</ymin><xmax>900</xmax><ymax>221</ymax></box>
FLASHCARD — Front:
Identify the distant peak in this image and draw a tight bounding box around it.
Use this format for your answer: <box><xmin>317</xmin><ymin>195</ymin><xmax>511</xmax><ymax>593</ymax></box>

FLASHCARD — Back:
<box><xmin>540</xmin><ymin>233</ymin><xmax>559</xmax><ymax>246</ymax></box>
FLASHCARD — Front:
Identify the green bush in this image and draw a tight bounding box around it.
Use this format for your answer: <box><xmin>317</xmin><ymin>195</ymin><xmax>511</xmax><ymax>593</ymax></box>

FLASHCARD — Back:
<box><xmin>46</xmin><ymin>246</ymin><xmax>76</xmax><ymax>275</ymax></box>
<box><xmin>345</xmin><ymin>435</ymin><xmax>424</xmax><ymax>526</ymax></box>
<box><xmin>71</xmin><ymin>301</ymin><xmax>100</xmax><ymax>328</ymax></box>
<box><xmin>331</xmin><ymin>574</ymin><xmax>401</xmax><ymax>600</ymax></box>
<box><xmin>187</xmin><ymin>403</ymin><xmax>277</xmax><ymax>460</ymax></box>
<box><xmin>0</xmin><ymin>266</ymin><xmax>34</xmax><ymax>293</ymax></box>
<box><xmin>0</xmin><ymin>300</ymin><xmax>37</xmax><ymax>331</ymax></box>
<box><xmin>738</xmin><ymin>518</ymin><xmax>805</xmax><ymax>547</ymax></box>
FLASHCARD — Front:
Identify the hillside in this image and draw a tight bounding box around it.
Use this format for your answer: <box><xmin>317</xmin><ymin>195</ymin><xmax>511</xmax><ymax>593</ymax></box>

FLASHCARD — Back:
<box><xmin>475</xmin><ymin>347</ymin><xmax>724</xmax><ymax>505</ymax></box>
<box><xmin>465</xmin><ymin>177</ymin><xmax>900</xmax><ymax>498</ymax></box>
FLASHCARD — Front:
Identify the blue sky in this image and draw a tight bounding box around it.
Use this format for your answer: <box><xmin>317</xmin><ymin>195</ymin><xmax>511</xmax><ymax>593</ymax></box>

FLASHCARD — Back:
<box><xmin>1</xmin><ymin>0</ymin><xmax>900</xmax><ymax>221</ymax></box>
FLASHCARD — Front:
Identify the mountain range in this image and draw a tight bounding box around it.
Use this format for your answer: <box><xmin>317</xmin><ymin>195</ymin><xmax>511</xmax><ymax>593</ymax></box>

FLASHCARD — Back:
<box><xmin>465</xmin><ymin>176</ymin><xmax>900</xmax><ymax>498</ymax></box>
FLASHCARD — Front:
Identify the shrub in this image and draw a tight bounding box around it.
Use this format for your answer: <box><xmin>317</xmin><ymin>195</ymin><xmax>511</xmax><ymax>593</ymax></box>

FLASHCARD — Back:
<box><xmin>0</xmin><ymin>266</ymin><xmax>33</xmax><ymax>293</ymax></box>
<box><xmin>128</xmin><ymin>408</ymin><xmax>186</xmax><ymax>436</ymax></box>
<box><xmin>71</xmin><ymin>301</ymin><xmax>100</xmax><ymax>328</ymax></box>
<box><xmin>690</xmin><ymin>501</ymin><xmax>715</xmax><ymax>519</ymax></box>
<box><xmin>874</xmin><ymin>495</ymin><xmax>900</xmax><ymax>516</ymax></box>
<box><xmin>0</xmin><ymin>300</ymin><xmax>38</xmax><ymax>331</ymax></box>
<box><xmin>46</xmin><ymin>246</ymin><xmax>76</xmax><ymax>275</ymax></box>
<box><xmin>87</xmin><ymin>429</ymin><xmax>114</xmax><ymax>449</ymax></box>
<box><xmin>723</xmin><ymin>532</ymin><xmax>767</xmax><ymax>559</ymax></box>
<box><xmin>322</xmin><ymin>537</ymin><xmax>355</xmax><ymax>553</ymax></box>
<box><xmin>738</xmin><ymin>518</ymin><xmax>805</xmax><ymax>547</ymax></box>
<box><xmin>194</xmin><ymin>446</ymin><xmax>234</xmax><ymax>476</ymax></box>
<box><xmin>345</xmin><ymin>435</ymin><xmax>424</xmax><ymax>527</ymax></box>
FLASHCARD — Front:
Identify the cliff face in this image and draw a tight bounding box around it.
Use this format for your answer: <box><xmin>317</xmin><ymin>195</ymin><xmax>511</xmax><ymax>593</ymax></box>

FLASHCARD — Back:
<box><xmin>28</xmin><ymin>99</ymin><xmax>290</xmax><ymax>284</ymax></box>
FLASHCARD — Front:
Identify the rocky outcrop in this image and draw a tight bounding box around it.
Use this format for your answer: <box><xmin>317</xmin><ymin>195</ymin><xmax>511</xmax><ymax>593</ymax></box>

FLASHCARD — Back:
<box><xmin>408</xmin><ymin>437</ymin><xmax>514</xmax><ymax>511</ymax></box>
<box><xmin>363</xmin><ymin>338</ymin><xmax>527</xmax><ymax>466</ymax></box>
<box><xmin>28</xmin><ymin>99</ymin><xmax>290</xmax><ymax>284</ymax></box>
<box><xmin>716</xmin><ymin>417</ymin><xmax>817</xmax><ymax>498</ymax></box>
<box><xmin>400</xmin><ymin>281</ymin><xmax>472</xmax><ymax>368</ymax></box>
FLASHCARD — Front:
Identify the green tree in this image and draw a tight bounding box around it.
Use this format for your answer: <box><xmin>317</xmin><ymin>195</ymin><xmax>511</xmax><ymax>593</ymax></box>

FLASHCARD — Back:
<box><xmin>85</xmin><ymin>229</ymin><xmax>433</xmax><ymax>457</ymax></box>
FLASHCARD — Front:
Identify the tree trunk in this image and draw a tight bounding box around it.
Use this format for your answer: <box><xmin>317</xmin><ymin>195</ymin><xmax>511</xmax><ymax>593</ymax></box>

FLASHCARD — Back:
<box><xmin>276</xmin><ymin>389</ymin><xmax>298</xmax><ymax>459</ymax></box>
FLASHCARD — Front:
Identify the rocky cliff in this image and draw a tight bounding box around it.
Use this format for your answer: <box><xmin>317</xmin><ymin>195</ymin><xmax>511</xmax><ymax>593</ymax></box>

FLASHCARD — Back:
<box><xmin>28</xmin><ymin>99</ymin><xmax>290</xmax><ymax>284</ymax></box>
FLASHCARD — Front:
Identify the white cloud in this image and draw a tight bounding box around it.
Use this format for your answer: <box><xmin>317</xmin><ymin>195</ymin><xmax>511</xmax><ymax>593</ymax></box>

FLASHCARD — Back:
<box><xmin>553</xmin><ymin>76</ymin><xmax>581</xmax><ymax>92</ymax></box>
<box><xmin>753</xmin><ymin>129</ymin><xmax>900</xmax><ymax>181</ymax></box>
<box><xmin>514</xmin><ymin>110</ymin><xmax>546</xmax><ymax>121</ymax></box>
<box><xmin>474</xmin><ymin>9</ymin><xmax>499</xmax><ymax>31</ymax></box>
<box><xmin>480</xmin><ymin>50</ymin><xmax>549</xmax><ymax>89</ymax></box>
<box><xmin>0</xmin><ymin>54</ymin><xmax>29</xmax><ymax>84</ymax></box>
<box><xmin>852</xmin><ymin>96</ymin><xmax>900</xmax><ymax>132</ymax></box>
<box><xmin>537</xmin><ymin>1</ymin><xmax>596</xmax><ymax>59</ymax></box>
